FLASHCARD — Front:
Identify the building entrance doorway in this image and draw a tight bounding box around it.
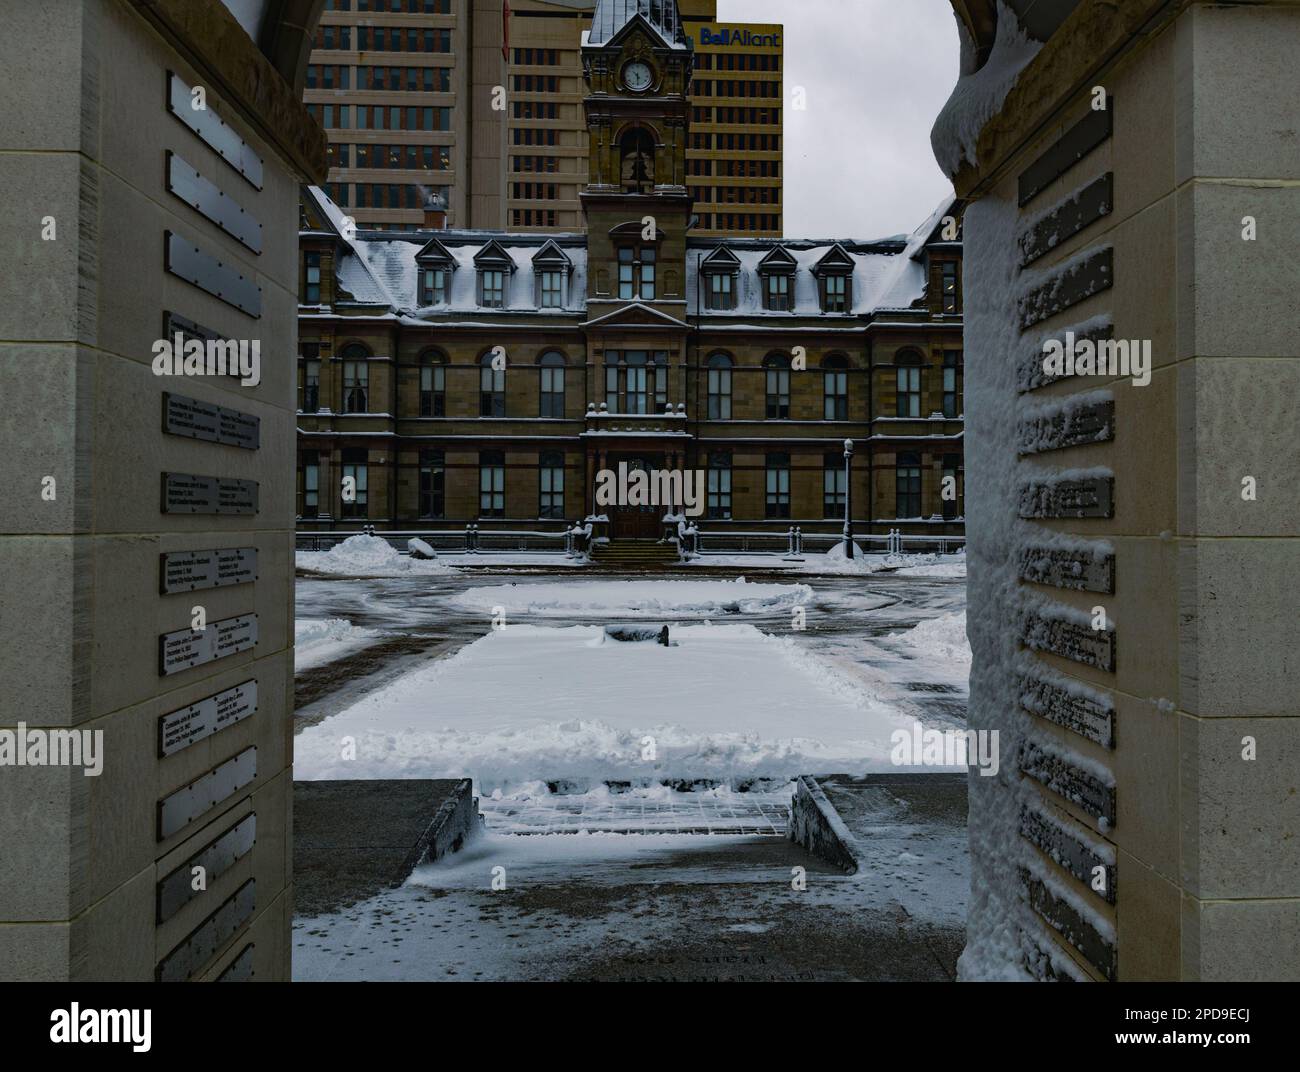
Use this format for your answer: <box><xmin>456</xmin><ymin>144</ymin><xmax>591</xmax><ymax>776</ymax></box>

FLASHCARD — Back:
<box><xmin>606</xmin><ymin>454</ymin><xmax>664</xmax><ymax>541</ymax></box>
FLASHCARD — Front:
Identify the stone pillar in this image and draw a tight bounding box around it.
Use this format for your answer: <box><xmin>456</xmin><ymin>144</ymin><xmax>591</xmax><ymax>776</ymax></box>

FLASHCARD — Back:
<box><xmin>934</xmin><ymin>0</ymin><xmax>1300</xmax><ymax>981</ymax></box>
<box><xmin>0</xmin><ymin>0</ymin><xmax>326</xmax><ymax>980</ymax></box>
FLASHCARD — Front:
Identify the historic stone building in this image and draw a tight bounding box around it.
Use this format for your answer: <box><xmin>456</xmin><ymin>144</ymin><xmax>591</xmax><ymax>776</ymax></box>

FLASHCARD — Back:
<box><xmin>297</xmin><ymin>0</ymin><xmax>964</xmax><ymax>543</ymax></box>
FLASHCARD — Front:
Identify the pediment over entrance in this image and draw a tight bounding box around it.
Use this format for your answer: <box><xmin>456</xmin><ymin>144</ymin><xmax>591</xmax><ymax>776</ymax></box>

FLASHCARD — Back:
<box><xmin>582</xmin><ymin>302</ymin><xmax>689</xmax><ymax>330</ymax></box>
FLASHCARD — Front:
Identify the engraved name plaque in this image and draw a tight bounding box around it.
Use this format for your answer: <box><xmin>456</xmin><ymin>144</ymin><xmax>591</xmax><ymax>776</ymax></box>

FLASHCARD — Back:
<box><xmin>1022</xmin><ymin>609</ymin><xmax>1115</xmax><ymax>673</ymax></box>
<box><xmin>158</xmin><ymin>679</ymin><xmax>257</xmax><ymax>757</ymax></box>
<box><xmin>159</xmin><ymin>613</ymin><xmax>257</xmax><ymax>676</ymax></box>
<box><xmin>1018</xmin><ymin>476</ymin><xmax>1113</xmax><ymax>519</ymax></box>
<box><xmin>156</xmin><ymin>880</ymin><xmax>256</xmax><ymax>983</ymax></box>
<box><xmin>160</xmin><ymin>546</ymin><xmax>257</xmax><ymax>594</ymax></box>
<box><xmin>166</xmin><ymin>151</ymin><xmax>263</xmax><ymax>254</ymax></box>
<box><xmin>165</xmin><ymin>231</ymin><xmax>262</xmax><ymax>318</ymax></box>
<box><xmin>162</xmin><ymin>472</ymin><xmax>259</xmax><ymax>515</ymax></box>
<box><xmin>1018</xmin><ymin>670</ymin><xmax>1115</xmax><ymax>749</ymax></box>
<box><xmin>157</xmin><ymin>814</ymin><xmax>257</xmax><ymax>923</ymax></box>
<box><xmin>163</xmin><ymin>394</ymin><xmax>260</xmax><ymax>450</ymax></box>
<box><xmin>1019</xmin><ymin>544</ymin><xmax>1115</xmax><ymax>594</ymax></box>
<box><xmin>1020</xmin><ymin>740</ymin><xmax>1115</xmax><ymax>825</ymax></box>
<box><xmin>157</xmin><ymin>747</ymin><xmax>257</xmax><ymax>840</ymax></box>
<box><xmin>1020</xmin><ymin>805</ymin><xmax>1116</xmax><ymax>904</ymax></box>
<box><xmin>1017</xmin><ymin>399</ymin><xmax>1114</xmax><ymax>456</ymax></box>
<box><xmin>167</xmin><ymin>72</ymin><xmax>264</xmax><ymax>190</ymax></box>
<box><xmin>1018</xmin><ymin>247</ymin><xmax>1113</xmax><ymax>331</ymax></box>
<box><xmin>1021</xmin><ymin>867</ymin><xmax>1116</xmax><ymax>981</ymax></box>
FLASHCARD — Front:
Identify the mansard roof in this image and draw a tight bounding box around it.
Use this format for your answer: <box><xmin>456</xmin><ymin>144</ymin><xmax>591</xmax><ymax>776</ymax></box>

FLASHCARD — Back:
<box><xmin>587</xmin><ymin>0</ymin><xmax>689</xmax><ymax>50</ymax></box>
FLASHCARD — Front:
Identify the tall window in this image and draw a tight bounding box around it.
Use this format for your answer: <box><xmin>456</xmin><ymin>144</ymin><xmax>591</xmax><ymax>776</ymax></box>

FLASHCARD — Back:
<box><xmin>479</xmin><ymin>352</ymin><xmax>505</xmax><ymax>417</ymax></box>
<box><xmin>897</xmin><ymin>353</ymin><xmax>922</xmax><ymax>417</ymax></box>
<box><xmin>479</xmin><ymin>269</ymin><xmax>506</xmax><ymax>307</ymax></box>
<box><xmin>479</xmin><ymin>450</ymin><xmax>505</xmax><ymax>517</ymax></box>
<box><xmin>299</xmin><ymin>344</ymin><xmax>320</xmax><ymax>412</ymax></box>
<box><xmin>341</xmin><ymin>448</ymin><xmax>368</xmax><ymax>518</ymax></box>
<box><xmin>765</xmin><ymin>452</ymin><xmax>790</xmax><ymax>519</ymax></box>
<box><xmin>941</xmin><ymin>262</ymin><xmax>959</xmax><ymax>313</ymax></box>
<box><xmin>823</xmin><ymin>355</ymin><xmax>848</xmax><ymax>420</ymax></box>
<box><xmin>419</xmin><ymin>449</ymin><xmax>445</xmax><ymax>518</ymax></box>
<box><xmin>764</xmin><ymin>353</ymin><xmax>790</xmax><ymax>419</ymax></box>
<box><xmin>707</xmin><ymin>353</ymin><xmax>732</xmax><ymax>419</ymax></box>
<box><xmin>539</xmin><ymin>351</ymin><xmax>565</xmax><ymax>417</ymax></box>
<box><xmin>303</xmin><ymin>251</ymin><xmax>321</xmax><ymax>304</ymax></box>
<box><xmin>341</xmin><ymin>345</ymin><xmax>369</xmax><ymax>413</ymax></box>
<box><xmin>539</xmin><ymin>451</ymin><xmax>564</xmax><ymax>518</ymax></box>
<box><xmin>764</xmin><ymin>272</ymin><xmax>791</xmax><ymax>311</ymax></box>
<box><xmin>896</xmin><ymin>452</ymin><xmax>922</xmax><ymax>518</ymax></box>
<box><xmin>605</xmin><ymin>351</ymin><xmax>667</xmax><ymax>414</ymax></box>
<box><xmin>419</xmin><ymin>266</ymin><xmax>447</xmax><ymax>304</ymax></box>
<box><xmin>705</xmin><ymin>271</ymin><xmax>736</xmax><ymax>310</ymax></box>
<box><xmin>821</xmin><ymin>272</ymin><xmax>849</xmax><ymax>313</ymax></box>
<box><xmin>301</xmin><ymin>451</ymin><xmax>319</xmax><ymax>518</ymax></box>
<box><xmin>707</xmin><ymin>451</ymin><xmax>732</xmax><ymax>519</ymax></box>
<box><xmin>539</xmin><ymin>270</ymin><xmax>564</xmax><ymax>308</ymax></box>
<box><xmin>823</xmin><ymin>452</ymin><xmax>846</xmax><ymax>518</ymax></box>
<box><xmin>419</xmin><ymin>351</ymin><xmax>446</xmax><ymax>417</ymax></box>
<box><xmin>618</xmin><ymin>246</ymin><xmax>656</xmax><ymax>300</ymax></box>
<box><xmin>943</xmin><ymin>350</ymin><xmax>962</xmax><ymax>418</ymax></box>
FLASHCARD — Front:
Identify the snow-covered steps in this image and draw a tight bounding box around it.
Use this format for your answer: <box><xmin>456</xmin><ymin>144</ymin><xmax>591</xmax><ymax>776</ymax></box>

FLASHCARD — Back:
<box><xmin>478</xmin><ymin>783</ymin><xmax>793</xmax><ymax>837</ymax></box>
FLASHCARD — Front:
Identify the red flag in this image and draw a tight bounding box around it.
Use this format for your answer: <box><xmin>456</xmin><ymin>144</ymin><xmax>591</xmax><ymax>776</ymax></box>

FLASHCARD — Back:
<box><xmin>502</xmin><ymin>0</ymin><xmax>510</xmax><ymax>61</ymax></box>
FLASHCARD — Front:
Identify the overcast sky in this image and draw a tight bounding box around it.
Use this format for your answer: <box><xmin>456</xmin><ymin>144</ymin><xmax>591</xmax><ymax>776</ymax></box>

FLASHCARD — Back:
<box><xmin>717</xmin><ymin>0</ymin><xmax>961</xmax><ymax>240</ymax></box>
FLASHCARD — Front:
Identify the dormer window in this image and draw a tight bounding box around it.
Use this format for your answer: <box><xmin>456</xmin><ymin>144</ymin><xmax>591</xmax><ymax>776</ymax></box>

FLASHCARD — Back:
<box><xmin>472</xmin><ymin>239</ymin><xmax>516</xmax><ymax>310</ymax></box>
<box><xmin>813</xmin><ymin>245</ymin><xmax>854</xmax><ymax>314</ymax></box>
<box><xmin>540</xmin><ymin>271</ymin><xmax>563</xmax><ymax>307</ymax></box>
<box><xmin>700</xmin><ymin>246</ymin><xmax>740</xmax><ymax>311</ymax></box>
<box><xmin>757</xmin><ymin>245</ymin><xmax>797</xmax><ymax>312</ymax></box>
<box><xmin>420</xmin><ymin>266</ymin><xmax>447</xmax><ymax>305</ymax></box>
<box><xmin>414</xmin><ymin>235</ymin><xmax>455</xmax><ymax>307</ymax></box>
<box><xmin>532</xmin><ymin>240</ymin><xmax>573</xmax><ymax>309</ymax></box>
<box><xmin>941</xmin><ymin>261</ymin><xmax>960</xmax><ymax>313</ymax></box>
<box><xmin>822</xmin><ymin>274</ymin><xmax>849</xmax><ymax>313</ymax></box>
<box><xmin>480</xmin><ymin>270</ymin><xmax>506</xmax><ymax>307</ymax></box>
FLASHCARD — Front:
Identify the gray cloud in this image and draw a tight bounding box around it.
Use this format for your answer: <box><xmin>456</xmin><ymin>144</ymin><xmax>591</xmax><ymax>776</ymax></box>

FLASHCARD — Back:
<box><xmin>718</xmin><ymin>0</ymin><xmax>961</xmax><ymax>239</ymax></box>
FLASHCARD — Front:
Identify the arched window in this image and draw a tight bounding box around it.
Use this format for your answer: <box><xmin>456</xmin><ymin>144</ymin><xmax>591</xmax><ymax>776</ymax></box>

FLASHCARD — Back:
<box><xmin>823</xmin><ymin>354</ymin><xmax>848</xmax><ymax>420</ymax></box>
<box><xmin>619</xmin><ymin>128</ymin><xmax>656</xmax><ymax>193</ymax></box>
<box><xmin>538</xmin><ymin>351</ymin><xmax>565</xmax><ymax>418</ymax></box>
<box><xmin>479</xmin><ymin>351</ymin><xmax>505</xmax><ymax>417</ymax></box>
<box><xmin>539</xmin><ymin>450</ymin><xmax>565</xmax><ymax>518</ymax></box>
<box><xmin>764</xmin><ymin>353</ymin><xmax>791</xmax><ymax>419</ymax></box>
<box><xmin>896</xmin><ymin>452</ymin><xmax>922</xmax><ymax>518</ymax></box>
<box><xmin>341</xmin><ymin>343</ymin><xmax>370</xmax><ymax>413</ymax></box>
<box><xmin>419</xmin><ymin>350</ymin><xmax>447</xmax><ymax>417</ymax></box>
<box><xmin>896</xmin><ymin>352</ymin><xmax>923</xmax><ymax>418</ymax></box>
<box><xmin>707</xmin><ymin>352</ymin><xmax>732</xmax><ymax>419</ymax></box>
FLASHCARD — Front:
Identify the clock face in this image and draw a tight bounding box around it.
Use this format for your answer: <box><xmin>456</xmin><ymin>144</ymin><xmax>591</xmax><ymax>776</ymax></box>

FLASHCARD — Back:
<box><xmin>623</xmin><ymin>61</ymin><xmax>653</xmax><ymax>92</ymax></box>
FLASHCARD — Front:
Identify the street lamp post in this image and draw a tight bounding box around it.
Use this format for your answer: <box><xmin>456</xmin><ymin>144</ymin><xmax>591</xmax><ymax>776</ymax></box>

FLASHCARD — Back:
<box><xmin>843</xmin><ymin>438</ymin><xmax>854</xmax><ymax>559</ymax></box>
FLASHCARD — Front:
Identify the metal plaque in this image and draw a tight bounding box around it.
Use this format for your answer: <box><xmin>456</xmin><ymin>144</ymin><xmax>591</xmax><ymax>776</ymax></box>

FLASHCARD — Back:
<box><xmin>1018</xmin><ymin>104</ymin><xmax>1113</xmax><ymax>207</ymax></box>
<box><xmin>162</xmin><ymin>472</ymin><xmax>259</xmax><ymax>515</ymax></box>
<box><xmin>1020</xmin><ymin>868</ymin><xmax>1116</xmax><ymax>981</ymax></box>
<box><xmin>1021</xmin><ymin>609</ymin><xmax>1115</xmax><ymax>673</ymax></box>
<box><xmin>166</xmin><ymin>151</ymin><xmax>263</xmax><ymax>253</ymax></box>
<box><xmin>217</xmin><ymin>944</ymin><xmax>255</xmax><ymax>982</ymax></box>
<box><xmin>157</xmin><ymin>747</ymin><xmax>257</xmax><ymax>840</ymax></box>
<box><xmin>159</xmin><ymin>613</ymin><xmax>258</xmax><ymax>676</ymax></box>
<box><xmin>1019</xmin><ymin>544</ymin><xmax>1115</xmax><ymax>594</ymax></box>
<box><xmin>1018</xmin><ymin>670</ymin><xmax>1115</xmax><ymax>749</ymax></box>
<box><xmin>160</xmin><ymin>546</ymin><xmax>257</xmax><ymax>594</ymax></box>
<box><xmin>158</xmin><ymin>679</ymin><xmax>257</xmax><ymax>757</ymax></box>
<box><xmin>167</xmin><ymin>72</ymin><xmax>264</xmax><ymax>190</ymax></box>
<box><xmin>157</xmin><ymin>814</ymin><xmax>257</xmax><ymax>923</ymax></box>
<box><xmin>161</xmin><ymin>311</ymin><xmax>244</xmax><ymax>383</ymax></box>
<box><xmin>1018</xmin><ymin>321</ymin><xmax>1114</xmax><ymax>393</ymax></box>
<box><xmin>156</xmin><ymin>879</ymin><xmax>257</xmax><ymax>983</ymax></box>
<box><xmin>1020</xmin><ymin>739</ymin><xmax>1115</xmax><ymax>825</ymax></box>
<box><xmin>1017</xmin><ymin>399</ymin><xmax>1114</xmax><ymax>456</ymax></box>
<box><xmin>163</xmin><ymin>394</ymin><xmax>260</xmax><ymax>450</ymax></box>
<box><xmin>1018</xmin><ymin>247</ymin><xmax>1113</xmax><ymax>331</ymax></box>
<box><xmin>1020</xmin><ymin>805</ymin><xmax>1116</xmax><ymax>904</ymax></box>
<box><xmin>1019</xmin><ymin>173</ymin><xmax>1114</xmax><ymax>267</ymax></box>
<box><xmin>1018</xmin><ymin>475</ymin><xmax>1113</xmax><ymax>519</ymax></box>
<box><xmin>165</xmin><ymin>231</ymin><xmax>262</xmax><ymax>318</ymax></box>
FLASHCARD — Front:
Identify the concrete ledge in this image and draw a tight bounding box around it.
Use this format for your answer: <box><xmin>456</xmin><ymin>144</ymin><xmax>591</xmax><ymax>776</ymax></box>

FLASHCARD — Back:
<box><xmin>293</xmin><ymin>779</ymin><xmax>480</xmax><ymax>916</ymax></box>
<box><xmin>788</xmin><ymin>775</ymin><xmax>861</xmax><ymax>874</ymax></box>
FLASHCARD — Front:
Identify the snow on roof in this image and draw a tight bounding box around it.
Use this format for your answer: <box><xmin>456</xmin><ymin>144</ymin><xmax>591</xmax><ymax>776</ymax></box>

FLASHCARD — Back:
<box><xmin>587</xmin><ymin>0</ymin><xmax>689</xmax><ymax>50</ymax></box>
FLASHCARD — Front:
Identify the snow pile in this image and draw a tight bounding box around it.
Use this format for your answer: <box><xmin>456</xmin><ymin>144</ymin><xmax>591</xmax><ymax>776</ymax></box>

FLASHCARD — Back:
<box><xmin>894</xmin><ymin>611</ymin><xmax>971</xmax><ymax>667</ymax></box>
<box><xmin>293</xmin><ymin>622</ymin><xmax>915</xmax><ymax>791</ymax></box>
<box><xmin>452</xmin><ymin>578</ymin><xmax>813</xmax><ymax>618</ymax></box>
<box><xmin>297</xmin><ymin>534</ymin><xmax>455</xmax><ymax>576</ymax></box>
<box><xmin>294</xmin><ymin>617</ymin><xmax>379</xmax><ymax>672</ymax></box>
<box><xmin>931</xmin><ymin>1</ymin><xmax>1042</xmax><ymax>176</ymax></box>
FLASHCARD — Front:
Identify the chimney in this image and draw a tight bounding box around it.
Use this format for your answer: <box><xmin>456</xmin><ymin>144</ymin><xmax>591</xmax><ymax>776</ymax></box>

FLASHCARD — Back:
<box><xmin>423</xmin><ymin>190</ymin><xmax>447</xmax><ymax>230</ymax></box>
